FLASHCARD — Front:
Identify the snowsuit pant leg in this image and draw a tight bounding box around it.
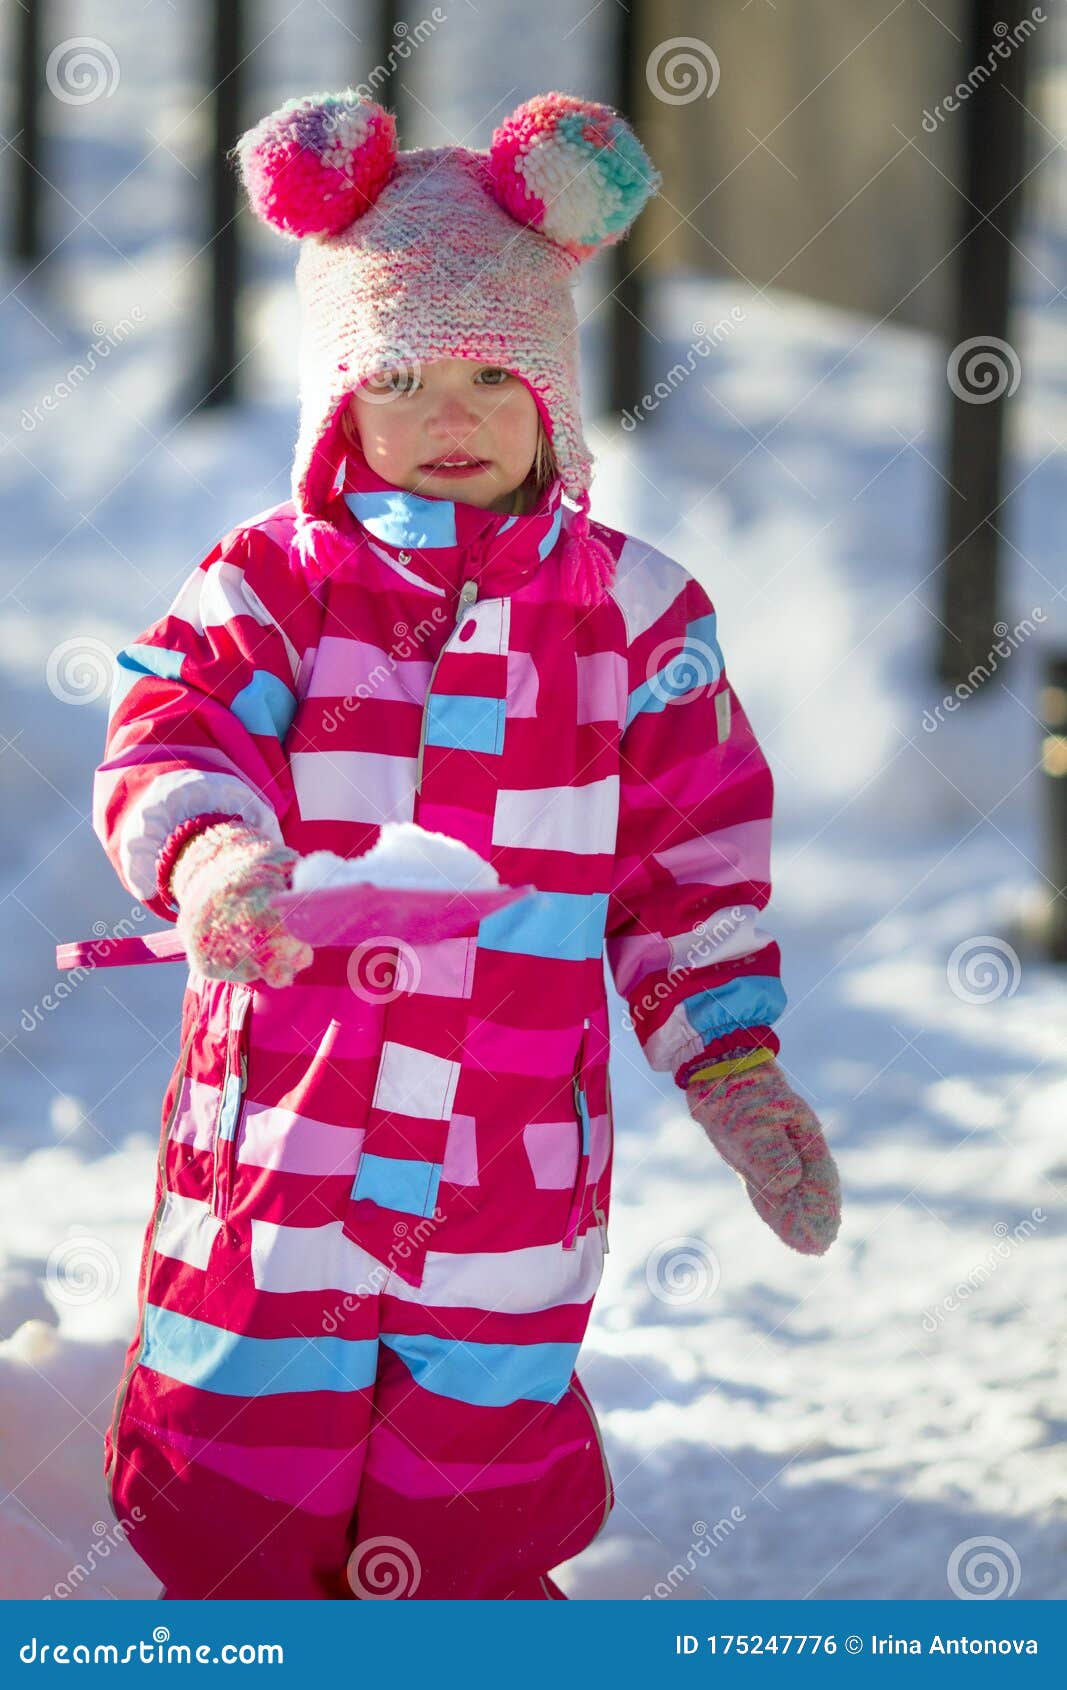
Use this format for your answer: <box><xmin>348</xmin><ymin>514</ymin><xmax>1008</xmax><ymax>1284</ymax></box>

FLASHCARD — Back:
<box><xmin>110</xmin><ymin>1241</ymin><xmax>612</xmax><ymax>1599</ymax></box>
<box><xmin>347</xmin><ymin>1280</ymin><xmax>614</xmax><ymax>1600</ymax></box>
<box><xmin>105</xmin><ymin>1175</ymin><xmax>383</xmax><ymax>1601</ymax></box>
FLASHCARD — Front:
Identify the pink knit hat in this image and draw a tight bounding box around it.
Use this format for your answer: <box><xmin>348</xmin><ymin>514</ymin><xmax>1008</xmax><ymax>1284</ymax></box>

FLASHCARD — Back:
<box><xmin>233</xmin><ymin>90</ymin><xmax>661</xmax><ymax>606</ymax></box>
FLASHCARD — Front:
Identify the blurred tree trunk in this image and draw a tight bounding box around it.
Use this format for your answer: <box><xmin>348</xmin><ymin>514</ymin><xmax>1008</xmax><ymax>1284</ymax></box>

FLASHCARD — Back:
<box><xmin>194</xmin><ymin>0</ymin><xmax>244</xmax><ymax>410</ymax></box>
<box><xmin>938</xmin><ymin>0</ymin><xmax>1031</xmax><ymax>689</ymax></box>
<box><xmin>12</xmin><ymin>0</ymin><xmax>42</xmax><ymax>264</ymax></box>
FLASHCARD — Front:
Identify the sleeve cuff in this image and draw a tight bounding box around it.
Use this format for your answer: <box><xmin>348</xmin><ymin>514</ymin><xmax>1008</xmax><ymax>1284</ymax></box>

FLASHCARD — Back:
<box><xmin>674</xmin><ymin>1025</ymin><xmax>780</xmax><ymax>1090</ymax></box>
<box><xmin>155</xmin><ymin>811</ymin><xmax>245</xmax><ymax>915</ymax></box>
<box><xmin>682</xmin><ymin>1047</ymin><xmax>776</xmax><ymax>1090</ymax></box>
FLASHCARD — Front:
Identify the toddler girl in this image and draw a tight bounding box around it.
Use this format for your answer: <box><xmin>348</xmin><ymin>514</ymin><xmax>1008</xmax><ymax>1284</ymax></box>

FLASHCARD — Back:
<box><xmin>87</xmin><ymin>90</ymin><xmax>841</xmax><ymax>1601</ymax></box>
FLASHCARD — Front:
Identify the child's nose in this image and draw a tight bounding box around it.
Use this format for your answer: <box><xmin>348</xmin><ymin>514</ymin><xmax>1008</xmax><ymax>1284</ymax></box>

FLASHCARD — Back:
<box><xmin>431</xmin><ymin>389</ymin><xmax>483</xmax><ymax>430</ymax></box>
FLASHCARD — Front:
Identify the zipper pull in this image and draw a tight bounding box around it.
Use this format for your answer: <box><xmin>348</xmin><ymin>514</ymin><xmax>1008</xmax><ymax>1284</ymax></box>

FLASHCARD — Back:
<box><xmin>457</xmin><ymin>577</ymin><xmax>479</xmax><ymax>618</ymax></box>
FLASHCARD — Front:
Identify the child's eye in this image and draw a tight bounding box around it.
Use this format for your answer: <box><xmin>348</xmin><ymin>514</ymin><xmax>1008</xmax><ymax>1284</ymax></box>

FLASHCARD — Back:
<box><xmin>476</xmin><ymin>368</ymin><xmax>510</xmax><ymax>385</ymax></box>
<box><xmin>368</xmin><ymin>370</ymin><xmax>420</xmax><ymax>395</ymax></box>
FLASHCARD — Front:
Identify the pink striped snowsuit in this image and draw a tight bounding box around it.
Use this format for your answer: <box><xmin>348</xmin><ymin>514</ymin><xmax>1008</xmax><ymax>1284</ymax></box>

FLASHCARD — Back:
<box><xmin>89</xmin><ymin>462</ymin><xmax>785</xmax><ymax>1599</ymax></box>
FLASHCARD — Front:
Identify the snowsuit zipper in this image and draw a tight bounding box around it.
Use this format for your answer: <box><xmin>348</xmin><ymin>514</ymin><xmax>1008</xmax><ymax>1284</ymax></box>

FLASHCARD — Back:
<box><xmin>415</xmin><ymin>574</ymin><xmax>480</xmax><ymax>795</ymax></box>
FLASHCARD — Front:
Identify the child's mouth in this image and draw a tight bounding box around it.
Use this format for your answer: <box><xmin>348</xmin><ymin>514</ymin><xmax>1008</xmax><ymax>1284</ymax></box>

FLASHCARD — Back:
<box><xmin>419</xmin><ymin>458</ymin><xmax>491</xmax><ymax>479</ymax></box>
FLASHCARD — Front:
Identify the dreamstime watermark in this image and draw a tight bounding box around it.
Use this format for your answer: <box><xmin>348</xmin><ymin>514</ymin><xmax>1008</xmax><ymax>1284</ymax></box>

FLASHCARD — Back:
<box><xmin>346</xmin><ymin>1535</ymin><xmax>422</xmax><ymax>1598</ymax></box>
<box><xmin>21</xmin><ymin>907</ymin><xmax>149</xmax><ymax>1033</ymax></box>
<box><xmin>45</xmin><ymin>1232</ymin><xmax>121</xmax><ymax>1307</ymax></box>
<box><xmin>321</xmin><ymin>607</ymin><xmax>448</xmax><ymax>732</ymax></box>
<box><xmin>352</xmin><ymin>10</ymin><xmax>447</xmax><ymax>103</ymax></box>
<box><xmin>620</xmin><ymin>311</ymin><xmax>745</xmax><ymax>431</ymax></box>
<box><xmin>346</xmin><ymin>936</ymin><xmax>422</xmax><ymax>1003</ymax></box>
<box><xmin>19</xmin><ymin>310</ymin><xmax>146</xmax><ymax>432</ymax></box>
<box><xmin>947</xmin><ymin>1534</ymin><xmax>1022</xmax><ymax>1599</ymax></box>
<box><xmin>644</xmin><ymin>632</ymin><xmax>724</xmax><ymax>705</ymax></box>
<box><xmin>922</xmin><ymin>11</ymin><xmax>1046</xmax><ymax>132</ymax></box>
<box><xmin>321</xmin><ymin>1211</ymin><xmax>445</xmax><ymax>1329</ymax></box>
<box><xmin>42</xmin><ymin>1513</ymin><xmax>144</xmax><ymax>1599</ymax></box>
<box><xmin>946</xmin><ymin>935</ymin><xmax>1021</xmax><ymax>1004</ymax></box>
<box><xmin>20</xmin><ymin>1629</ymin><xmax>284</xmax><ymax>1665</ymax></box>
<box><xmin>622</xmin><ymin>905</ymin><xmax>750</xmax><ymax>1038</ymax></box>
<box><xmin>646</xmin><ymin>37</ymin><xmax>721</xmax><ymax>105</ymax></box>
<box><xmin>46</xmin><ymin>636</ymin><xmax>115</xmax><ymax>706</ymax></box>
<box><xmin>643</xmin><ymin>1511</ymin><xmax>747</xmax><ymax>1598</ymax></box>
<box><xmin>342</xmin><ymin>343</ymin><xmax>425</xmax><ymax>407</ymax></box>
<box><xmin>921</xmin><ymin>608</ymin><xmax>1045</xmax><ymax>730</ymax></box>
<box><xmin>921</xmin><ymin>1208</ymin><xmax>1046</xmax><ymax>1333</ymax></box>
<box><xmin>947</xmin><ymin>334</ymin><xmax>1022</xmax><ymax>403</ymax></box>
<box><xmin>45</xmin><ymin>37</ymin><xmax>120</xmax><ymax>104</ymax></box>
<box><xmin>645</xmin><ymin>1236</ymin><xmax>721</xmax><ymax>1304</ymax></box>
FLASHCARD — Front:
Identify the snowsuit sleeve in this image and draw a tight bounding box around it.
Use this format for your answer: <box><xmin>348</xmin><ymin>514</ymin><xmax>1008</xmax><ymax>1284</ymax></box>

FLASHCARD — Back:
<box><xmin>604</xmin><ymin>548</ymin><xmax>786</xmax><ymax>1089</ymax></box>
<box><xmin>92</xmin><ymin>517</ymin><xmax>316</xmax><ymax>922</ymax></box>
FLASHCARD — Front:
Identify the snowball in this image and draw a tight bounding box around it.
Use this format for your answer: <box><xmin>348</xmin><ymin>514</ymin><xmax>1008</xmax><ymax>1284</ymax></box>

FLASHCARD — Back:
<box><xmin>291</xmin><ymin>822</ymin><xmax>501</xmax><ymax>895</ymax></box>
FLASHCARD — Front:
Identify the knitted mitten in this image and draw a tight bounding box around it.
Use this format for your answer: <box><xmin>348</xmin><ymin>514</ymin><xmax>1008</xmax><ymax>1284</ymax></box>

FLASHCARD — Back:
<box><xmin>169</xmin><ymin>820</ymin><xmax>314</xmax><ymax>988</ymax></box>
<box><xmin>687</xmin><ymin>1059</ymin><xmax>842</xmax><ymax>1255</ymax></box>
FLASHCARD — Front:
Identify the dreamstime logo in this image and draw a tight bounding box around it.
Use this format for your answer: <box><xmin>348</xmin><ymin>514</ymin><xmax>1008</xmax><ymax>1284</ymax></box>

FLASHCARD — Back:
<box><xmin>321</xmin><ymin>609</ymin><xmax>446</xmax><ymax>733</ymax></box>
<box><xmin>946</xmin><ymin>936</ymin><xmax>1021</xmax><ymax>1004</ymax></box>
<box><xmin>643</xmin><ymin>1511</ymin><xmax>747</xmax><ymax>1598</ymax></box>
<box><xmin>356</xmin><ymin>348</ymin><xmax>424</xmax><ymax>406</ymax></box>
<box><xmin>921</xmin><ymin>1208</ymin><xmax>1046</xmax><ymax>1332</ymax></box>
<box><xmin>22</xmin><ymin>908</ymin><xmax>148</xmax><ymax>1033</ymax></box>
<box><xmin>947</xmin><ymin>335</ymin><xmax>1021</xmax><ymax>403</ymax></box>
<box><xmin>346</xmin><ymin>936</ymin><xmax>421</xmax><ymax>1003</ymax></box>
<box><xmin>21</xmin><ymin>965</ymin><xmax>93</xmax><ymax>1031</ymax></box>
<box><xmin>43</xmin><ymin>1513</ymin><xmax>144</xmax><ymax>1599</ymax></box>
<box><xmin>353</xmin><ymin>9</ymin><xmax>448</xmax><ymax>102</ymax></box>
<box><xmin>622</xmin><ymin>906</ymin><xmax>750</xmax><ymax>1038</ymax></box>
<box><xmin>947</xmin><ymin>1534</ymin><xmax>1022</xmax><ymax>1599</ymax></box>
<box><xmin>646</xmin><ymin>634</ymin><xmax>723</xmax><ymax>706</ymax></box>
<box><xmin>46</xmin><ymin>37</ymin><xmax>120</xmax><ymax>104</ymax></box>
<box><xmin>620</xmin><ymin>311</ymin><xmax>746</xmax><ymax>430</ymax></box>
<box><xmin>922</xmin><ymin>10</ymin><xmax>1046</xmax><ymax>132</ymax></box>
<box><xmin>45</xmin><ymin>1234</ymin><xmax>121</xmax><ymax>1306</ymax></box>
<box><xmin>20</xmin><ymin>310</ymin><xmax>146</xmax><ymax>433</ymax></box>
<box><xmin>921</xmin><ymin>608</ymin><xmax>1045</xmax><ymax>730</ymax></box>
<box><xmin>321</xmin><ymin>1210</ymin><xmax>444</xmax><ymax>1330</ymax></box>
<box><xmin>46</xmin><ymin>637</ymin><xmax>113</xmax><ymax>706</ymax></box>
<box><xmin>19</xmin><ymin>1627</ymin><xmax>284</xmax><ymax>1664</ymax></box>
<box><xmin>646</xmin><ymin>37</ymin><xmax>720</xmax><ymax>104</ymax></box>
<box><xmin>346</xmin><ymin>1535</ymin><xmax>422</xmax><ymax>1599</ymax></box>
<box><xmin>645</xmin><ymin>1236</ymin><xmax>721</xmax><ymax>1304</ymax></box>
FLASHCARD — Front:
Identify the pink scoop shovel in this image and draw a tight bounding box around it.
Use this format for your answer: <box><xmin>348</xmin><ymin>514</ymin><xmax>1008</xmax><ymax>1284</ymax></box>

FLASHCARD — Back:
<box><xmin>55</xmin><ymin>880</ymin><xmax>538</xmax><ymax>973</ymax></box>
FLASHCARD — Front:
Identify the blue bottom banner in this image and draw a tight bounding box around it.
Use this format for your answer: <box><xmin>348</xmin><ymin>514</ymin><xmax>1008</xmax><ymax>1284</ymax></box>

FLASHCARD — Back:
<box><xmin>1</xmin><ymin>1599</ymin><xmax>1062</xmax><ymax>1684</ymax></box>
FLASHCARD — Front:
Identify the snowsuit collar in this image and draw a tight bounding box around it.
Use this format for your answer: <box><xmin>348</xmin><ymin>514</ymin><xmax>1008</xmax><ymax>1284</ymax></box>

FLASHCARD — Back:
<box><xmin>325</xmin><ymin>450</ymin><xmax>566</xmax><ymax>598</ymax></box>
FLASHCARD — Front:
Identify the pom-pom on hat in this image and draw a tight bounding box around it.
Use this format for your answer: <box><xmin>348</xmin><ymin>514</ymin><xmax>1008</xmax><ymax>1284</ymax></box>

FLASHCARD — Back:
<box><xmin>233</xmin><ymin>89</ymin><xmax>661</xmax><ymax>607</ymax></box>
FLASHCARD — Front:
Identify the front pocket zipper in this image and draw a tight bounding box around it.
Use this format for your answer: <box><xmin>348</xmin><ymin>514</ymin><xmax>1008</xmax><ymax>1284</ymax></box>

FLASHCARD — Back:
<box><xmin>595</xmin><ymin>1063</ymin><xmax>614</xmax><ymax>1253</ymax></box>
<box><xmin>562</xmin><ymin>1017</ymin><xmax>591</xmax><ymax>1251</ymax></box>
<box><xmin>211</xmin><ymin>983</ymin><xmax>254</xmax><ymax>1221</ymax></box>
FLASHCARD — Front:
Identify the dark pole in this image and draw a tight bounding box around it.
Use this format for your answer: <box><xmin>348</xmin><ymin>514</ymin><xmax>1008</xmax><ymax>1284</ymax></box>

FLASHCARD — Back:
<box><xmin>12</xmin><ymin>0</ymin><xmax>42</xmax><ymax>263</ymax></box>
<box><xmin>195</xmin><ymin>0</ymin><xmax>244</xmax><ymax>410</ymax></box>
<box><xmin>370</xmin><ymin>0</ymin><xmax>406</xmax><ymax>129</ymax></box>
<box><xmin>938</xmin><ymin>0</ymin><xmax>1032</xmax><ymax>688</ymax></box>
<box><xmin>1038</xmin><ymin>654</ymin><xmax>1067</xmax><ymax>961</ymax></box>
<box><xmin>607</xmin><ymin>0</ymin><xmax>648</xmax><ymax>420</ymax></box>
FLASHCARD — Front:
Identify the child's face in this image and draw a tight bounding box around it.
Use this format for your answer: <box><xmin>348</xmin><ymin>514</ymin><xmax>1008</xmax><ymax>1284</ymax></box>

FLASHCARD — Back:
<box><xmin>345</xmin><ymin>358</ymin><xmax>541</xmax><ymax>513</ymax></box>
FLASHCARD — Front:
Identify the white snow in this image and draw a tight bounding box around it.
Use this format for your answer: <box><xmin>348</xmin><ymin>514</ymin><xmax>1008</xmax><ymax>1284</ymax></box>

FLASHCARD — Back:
<box><xmin>291</xmin><ymin>823</ymin><xmax>501</xmax><ymax>895</ymax></box>
<box><xmin>1</xmin><ymin>0</ymin><xmax>1065</xmax><ymax>1605</ymax></box>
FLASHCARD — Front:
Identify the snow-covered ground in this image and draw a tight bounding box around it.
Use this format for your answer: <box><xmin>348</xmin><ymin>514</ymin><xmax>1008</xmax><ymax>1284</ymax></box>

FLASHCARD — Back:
<box><xmin>1</xmin><ymin>0</ymin><xmax>1065</xmax><ymax>1603</ymax></box>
